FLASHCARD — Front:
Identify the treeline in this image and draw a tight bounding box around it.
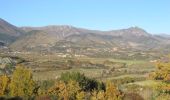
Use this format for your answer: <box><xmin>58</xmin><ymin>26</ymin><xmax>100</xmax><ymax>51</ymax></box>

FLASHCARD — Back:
<box><xmin>0</xmin><ymin>66</ymin><xmax>124</xmax><ymax>100</ymax></box>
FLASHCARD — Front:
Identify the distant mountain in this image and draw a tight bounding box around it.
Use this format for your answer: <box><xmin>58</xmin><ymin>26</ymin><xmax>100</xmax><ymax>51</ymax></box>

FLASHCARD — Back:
<box><xmin>10</xmin><ymin>30</ymin><xmax>58</xmax><ymax>51</ymax></box>
<box><xmin>21</xmin><ymin>25</ymin><xmax>100</xmax><ymax>39</ymax></box>
<box><xmin>156</xmin><ymin>34</ymin><xmax>170</xmax><ymax>39</ymax></box>
<box><xmin>11</xmin><ymin>25</ymin><xmax>168</xmax><ymax>52</ymax></box>
<box><xmin>0</xmin><ymin>18</ymin><xmax>169</xmax><ymax>56</ymax></box>
<box><xmin>105</xmin><ymin>27</ymin><xmax>150</xmax><ymax>37</ymax></box>
<box><xmin>12</xmin><ymin>26</ymin><xmax>107</xmax><ymax>51</ymax></box>
<box><xmin>0</xmin><ymin>18</ymin><xmax>25</xmax><ymax>44</ymax></box>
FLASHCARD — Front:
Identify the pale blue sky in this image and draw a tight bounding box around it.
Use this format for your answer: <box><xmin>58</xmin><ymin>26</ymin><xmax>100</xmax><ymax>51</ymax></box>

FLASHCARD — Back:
<box><xmin>0</xmin><ymin>0</ymin><xmax>170</xmax><ymax>34</ymax></box>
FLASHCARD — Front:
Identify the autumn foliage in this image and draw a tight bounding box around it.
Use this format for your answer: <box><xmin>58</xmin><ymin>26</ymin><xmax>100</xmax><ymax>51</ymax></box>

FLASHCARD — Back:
<box><xmin>9</xmin><ymin>66</ymin><xmax>37</xmax><ymax>98</ymax></box>
<box><xmin>0</xmin><ymin>75</ymin><xmax>10</xmax><ymax>96</ymax></box>
<box><xmin>149</xmin><ymin>57</ymin><xmax>170</xmax><ymax>99</ymax></box>
<box><xmin>0</xmin><ymin>66</ymin><xmax>123</xmax><ymax>100</ymax></box>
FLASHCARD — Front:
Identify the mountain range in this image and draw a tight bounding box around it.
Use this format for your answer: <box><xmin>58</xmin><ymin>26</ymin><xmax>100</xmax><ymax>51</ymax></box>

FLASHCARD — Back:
<box><xmin>0</xmin><ymin>18</ymin><xmax>25</xmax><ymax>44</ymax></box>
<box><xmin>0</xmin><ymin>18</ymin><xmax>170</xmax><ymax>58</ymax></box>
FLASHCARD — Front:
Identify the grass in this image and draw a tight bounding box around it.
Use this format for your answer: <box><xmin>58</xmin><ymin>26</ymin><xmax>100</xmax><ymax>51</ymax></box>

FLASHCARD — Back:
<box><xmin>17</xmin><ymin>54</ymin><xmax>155</xmax><ymax>83</ymax></box>
<box><xmin>33</xmin><ymin>68</ymin><xmax>104</xmax><ymax>80</ymax></box>
<box><xmin>129</xmin><ymin>80</ymin><xmax>161</xmax><ymax>87</ymax></box>
<box><xmin>109</xmin><ymin>74</ymin><xmax>146</xmax><ymax>79</ymax></box>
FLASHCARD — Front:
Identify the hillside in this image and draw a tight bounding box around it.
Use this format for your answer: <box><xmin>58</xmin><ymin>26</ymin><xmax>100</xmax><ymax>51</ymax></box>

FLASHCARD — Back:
<box><xmin>0</xmin><ymin>18</ymin><xmax>25</xmax><ymax>44</ymax></box>
<box><xmin>13</xmin><ymin>25</ymin><xmax>170</xmax><ymax>53</ymax></box>
<box><xmin>0</xmin><ymin>18</ymin><xmax>169</xmax><ymax>58</ymax></box>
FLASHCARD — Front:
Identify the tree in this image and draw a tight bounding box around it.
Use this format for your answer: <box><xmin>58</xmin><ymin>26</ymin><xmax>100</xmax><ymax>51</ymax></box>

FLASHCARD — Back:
<box><xmin>37</xmin><ymin>80</ymin><xmax>55</xmax><ymax>95</ymax></box>
<box><xmin>48</xmin><ymin>80</ymin><xmax>81</xmax><ymax>100</ymax></box>
<box><xmin>105</xmin><ymin>81</ymin><xmax>123</xmax><ymax>100</ymax></box>
<box><xmin>90</xmin><ymin>90</ymin><xmax>105</xmax><ymax>100</ymax></box>
<box><xmin>9</xmin><ymin>66</ymin><xmax>37</xmax><ymax>97</ymax></box>
<box><xmin>60</xmin><ymin>72</ymin><xmax>104</xmax><ymax>91</ymax></box>
<box><xmin>0</xmin><ymin>75</ymin><xmax>10</xmax><ymax>96</ymax></box>
<box><xmin>149</xmin><ymin>57</ymin><xmax>170</xmax><ymax>99</ymax></box>
<box><xmin>90</xmin><ymin>81</ymin><xmax>123</xmax><ymax>100</ymax></box>
<box><xmin>76</xmin><ymin>91</ymin><xmax>85</xmax><ymax>100</ymax></box>
<box><xmin>150</xmin><ymin>61</ymin><xmax>170</xmax><ymax>81</ymax></box>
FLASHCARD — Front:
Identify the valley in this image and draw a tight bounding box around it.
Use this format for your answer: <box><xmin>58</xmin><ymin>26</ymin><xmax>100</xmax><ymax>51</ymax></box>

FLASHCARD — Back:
<box><xmin>0</xmin><ymin>18</ymin><xmax>170</xmax><ymax>100</ymax></box>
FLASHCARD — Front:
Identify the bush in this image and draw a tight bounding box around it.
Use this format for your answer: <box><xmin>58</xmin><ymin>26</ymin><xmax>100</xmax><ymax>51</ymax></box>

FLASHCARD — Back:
<box><xmin>60</xmin><ymin>72</ymin><xmax>105</xmax><ymax>91</ymax></box>
<box><xmin>37</xmin><ymin>80</ymin><xmax>55</xmax><ymax>95</ymax></box>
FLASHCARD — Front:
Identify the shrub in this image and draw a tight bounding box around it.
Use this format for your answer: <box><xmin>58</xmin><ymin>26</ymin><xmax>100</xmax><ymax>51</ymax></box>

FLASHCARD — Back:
<box><xmin>60</xmin><ymin>72</ymin><xmax>105</xmax><ymax>91</ymax></box>
<box><xmin>37</xmin><ymin>80</ymin><xmax>55</xmax><ymax>95</ymax></box>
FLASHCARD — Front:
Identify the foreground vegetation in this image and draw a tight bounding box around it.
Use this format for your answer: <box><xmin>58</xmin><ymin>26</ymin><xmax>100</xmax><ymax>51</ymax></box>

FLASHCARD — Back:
<box><xmin>0</xmin><ymin>55</ymin><xmax>170</xmax><ymax>100</ymax></box>
<box><xmin>0</xmin><ymin>66</ymin><xmax>124</xmax><ymax>100</ymax></box>
<box><xmin>148</xmin><ymin>59</ymin><xmax>170</xmax><ymax>100</ymax></box>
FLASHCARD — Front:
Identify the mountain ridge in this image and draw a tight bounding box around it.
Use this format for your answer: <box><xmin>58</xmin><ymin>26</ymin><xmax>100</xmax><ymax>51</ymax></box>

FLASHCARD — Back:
<box><xmin>0</xmin><ymin>18</ymin><xmax>170</xmax><ymax>55</ymax></box>
<box><xmin>0</xmin><ymin>18</ymin><xmax>25</xmax><ymax>44</ymax></box>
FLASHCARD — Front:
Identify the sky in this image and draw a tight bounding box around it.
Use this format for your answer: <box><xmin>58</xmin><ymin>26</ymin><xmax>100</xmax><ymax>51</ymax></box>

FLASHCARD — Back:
<box><xmin>0</xmin><ymin>0</ymin><xmax>170</xmax><ymax>34</ymax></box>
